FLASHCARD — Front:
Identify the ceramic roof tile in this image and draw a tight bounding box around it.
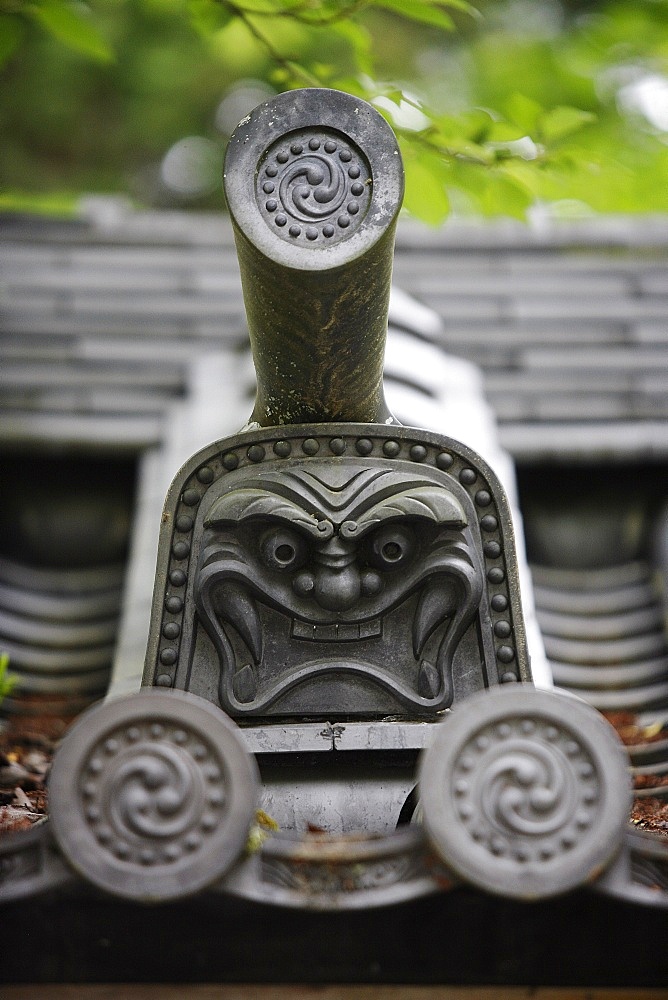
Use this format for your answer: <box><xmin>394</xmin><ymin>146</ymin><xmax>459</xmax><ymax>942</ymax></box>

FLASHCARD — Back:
<box><xmin>1</xmin><ymin>208</ymin><xmax>667</xmax><ymax>461</ymax></box>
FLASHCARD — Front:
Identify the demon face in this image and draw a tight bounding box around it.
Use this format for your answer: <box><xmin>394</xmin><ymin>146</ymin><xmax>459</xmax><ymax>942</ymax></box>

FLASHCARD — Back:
<box><xmin>194</xmin><ymin>461</ymin><xmax>484</xmax><ymax>717</ymax></box>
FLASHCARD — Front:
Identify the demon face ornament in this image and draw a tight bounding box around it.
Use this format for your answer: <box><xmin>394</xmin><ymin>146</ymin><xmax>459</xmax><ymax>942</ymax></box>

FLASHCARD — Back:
<box><xmin>144</xmin><ymin>424</ymin><xmax>531</xmax><ymax>719</ymax></box>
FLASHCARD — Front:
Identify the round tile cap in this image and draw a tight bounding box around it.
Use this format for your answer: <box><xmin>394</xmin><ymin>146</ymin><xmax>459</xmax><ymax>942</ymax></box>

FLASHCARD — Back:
<box><xmin>419</xmin><ymin>685</ymin><xmax>632</xmax><ymax>900</ymax></box>
<box><xmin>49</xmin><ymin>688</ymin><xmax>259</xmax><ymax>902</ymax></box>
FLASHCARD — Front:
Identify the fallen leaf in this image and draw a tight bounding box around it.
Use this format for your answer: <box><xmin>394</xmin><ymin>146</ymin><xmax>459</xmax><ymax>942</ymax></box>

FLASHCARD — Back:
<box><xmin>14</xmin><ymin>787</ymin><xmax>32</xmax><ymax>809</ymax></box>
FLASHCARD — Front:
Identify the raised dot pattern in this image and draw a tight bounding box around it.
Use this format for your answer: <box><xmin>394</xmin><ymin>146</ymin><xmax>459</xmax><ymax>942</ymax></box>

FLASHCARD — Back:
<box><xmin>157</xmin><ymin>434</ymin><xmax>518</xmax><ymax>686</ymax></box>
<box><xmin>257</xmin><ymin>128</ymin><xmax>371</xmax><ymax>244</ymax></box>
<box><xmin>79</xmin><ymin>723</ymin><xmax>226</xmax><ymax>868</ymax></box>
<box><xmin>453</xmin><ymin>718</ymin><xmax>600</xmax><ymax>864</ymax></box>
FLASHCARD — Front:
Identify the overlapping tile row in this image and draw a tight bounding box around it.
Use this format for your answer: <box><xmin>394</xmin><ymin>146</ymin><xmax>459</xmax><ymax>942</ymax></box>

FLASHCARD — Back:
<box><xmin>1</xmin><ymin>209</ymin><xmax>667</xmax><ymax>460</ymax></box>
<box><xmin>531</xmin><ymin>559</ymin><xmax>668</xmax><ymax>798</ymax></box>
<box><xmin>392</xmin><ymin>218</ymin><xmax>668</xmax><ymax>461</ymax></box>
<box><xmin>0</xmin><ymin>557</ymin><xmax>124</xmax><ymax>716</ymax></box>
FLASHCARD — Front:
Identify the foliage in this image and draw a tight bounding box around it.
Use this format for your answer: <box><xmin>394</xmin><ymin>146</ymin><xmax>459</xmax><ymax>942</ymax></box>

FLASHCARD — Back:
<box><xmin>1</xmin><ymin>0</ymin><xmax>667</xmax><ymax>221</ymax></box>
<box><xmin>0</xmin><ymin>652</ymin><xmax>17</xmax><ymax>708</ymax></box>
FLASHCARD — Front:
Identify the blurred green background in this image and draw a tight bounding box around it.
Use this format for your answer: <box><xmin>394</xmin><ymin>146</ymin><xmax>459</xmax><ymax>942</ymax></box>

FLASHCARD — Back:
<box><xmin>1</xmin><ymin>0</ymin><xmax>667</xmax><ymax>221</ymax></box>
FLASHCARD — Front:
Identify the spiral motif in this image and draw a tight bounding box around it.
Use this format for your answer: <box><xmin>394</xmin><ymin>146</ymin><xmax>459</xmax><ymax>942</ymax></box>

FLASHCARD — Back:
<box><xmin>420</xmin><ymin>686</ymin><xmax>632</xmax><ymax>899</ymax></box>
<box><xmin>107</xmin><ymin>745</ymin><xmax>203</xmax><ymax>841</ymax></box>
<box><xmin>279</xmin><ymin>156</ymin><xmax>347</xmax><ymax>221</ymax></box>
<box><xmin>481</xmin><ymin>741</ymin><xmax>574</xmax><ymax>838</ymax></box>
<box><xmin>452</xmin><ymin>720</ymin><xmax>597</xmax><ymax>863</ymax></box>
<box><xmin>48</xmin><ymin>690</ymin><xmax>259</xmax><ymax>901</ymax></box>
<box><xmin>257</xmin><ymin>128</ymin><xmax>371</xmax><ymax>244</ymax></box>
<box><xmin>80</xmin><ymin>724</ymin><xmax>225</xmax><ymax>867</ymax></box>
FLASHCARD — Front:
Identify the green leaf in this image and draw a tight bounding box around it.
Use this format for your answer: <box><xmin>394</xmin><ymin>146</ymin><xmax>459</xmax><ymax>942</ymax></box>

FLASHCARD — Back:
<box><xmin>374</xmin><ymin>0</ymin><xmax>455</xmax><ymax>32</ymax></box>
<box><xmin>269</xmin><ymin>66</ymin><xmax>290</xmax><ymax>85</ymax></box>
<box><xmin>402</xmin><ymin>147</ymin><xmax>450</xmax><ymax>224</ymax></box>
<box><xmin>423</xmin><ymin>115</ymin><xmax>495</xmax><ymax>164</ymax></box>
<box><xmin>505</xmin><ymin>92</ymin><xmax>543</xmax><ymax>134</ymax></box>
<box><xmin>539</xmin><ymin>105</ymin><xmax>597</xmax><ymax>144</ymax></box>
<box><xmin>329</xmin><ymin>74</ymin><xmax>368</xmax><ymax>98</ymax></box>
<box><xmin>187</xmin><ymin>0</ymin><xmax>233</xmax><ymax>37</ymax></box>
<box><xmin>330</xmin><ymin>18</ymin><xmax>373</xmax><ymax>76</ymax></box>
<box><xmin>0</xmin><ymin>14</ymin><xmax>25</xmax><ymax>68</ymax></box>
<box><xmin>231</xmin><ymin>0</ymin><xmax>297</xmax><ymax>12</ymax></box>
<box><xmin>0</xmin><ymin>651</ymin><xmax>17</xmax><ymax>704</ymax></box>
<box><xmin>486</xmin><ymin>119</ymin><xmax>527</xmax><ymax>143</ymax></box>
<box><xmin>479</xmin><ymin>173</ymin><xmax>533</xmax><ymax>219</ymax></box>
<box><xmin>439</xmin><ymin>0</ymin><xmax>478</xmax><ymax>13</ymax></box>
<box><xmin>27</xmin><ymin>0</ymin><xmax>114</xmax><ymax>62</ymax></box>
<box><xmin>0</xmin><ymin>190</ymin><xmax>79</xmax><ymax>215</ymax></box>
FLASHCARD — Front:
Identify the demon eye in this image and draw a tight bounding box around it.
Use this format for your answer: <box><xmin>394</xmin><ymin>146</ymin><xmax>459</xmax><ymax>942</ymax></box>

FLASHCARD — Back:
<box><xmin>260</xmin><ymin>526</ymin><xmax>308</xmax><ymax>572</ymax></box>
<box><xmin>367</xmin><ymin>525</ymin><xmax>415</xmax><ymax>570</ymax></box>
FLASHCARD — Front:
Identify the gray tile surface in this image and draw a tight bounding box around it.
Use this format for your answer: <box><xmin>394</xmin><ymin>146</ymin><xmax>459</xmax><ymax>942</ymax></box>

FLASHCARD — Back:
<box><xmin>2</xmin><ymin>207</ymin><xmax>666</xmax><ymax>461</ymax></box>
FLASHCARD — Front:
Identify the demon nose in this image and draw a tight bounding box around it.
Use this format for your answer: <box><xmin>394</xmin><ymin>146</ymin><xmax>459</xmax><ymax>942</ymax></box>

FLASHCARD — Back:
<box><xmin>312</xmin><ymin>537</ymin><xmax>361</xmax><ymax>611</ymax></box>
<box><xmin>314</xmin><ymin>565</ymin><xmax>361</xmax><ymax>610</ymax></box>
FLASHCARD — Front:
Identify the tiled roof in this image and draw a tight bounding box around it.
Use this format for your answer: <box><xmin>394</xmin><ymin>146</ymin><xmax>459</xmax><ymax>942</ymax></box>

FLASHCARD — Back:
<box><xmin>1</xmin><ymin>203</ymin><xmax>667</xmax><ymax>461</ymax></box>
<box><xmin>391</xmin><ymin>216</ymin><xmax>668</xmax><ymax>461</ymax></box>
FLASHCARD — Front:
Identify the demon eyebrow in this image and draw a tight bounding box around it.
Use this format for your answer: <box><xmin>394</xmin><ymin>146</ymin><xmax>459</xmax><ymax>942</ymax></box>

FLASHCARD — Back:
<box><xmin>205</xmin><ymin>488</ymin><xmax>334</xmax><ymax>540</ymax></box>
<box><xmin>340</xmin><ymin>486</ymin><xmax>467</xmax><ymax>540</ymax></box>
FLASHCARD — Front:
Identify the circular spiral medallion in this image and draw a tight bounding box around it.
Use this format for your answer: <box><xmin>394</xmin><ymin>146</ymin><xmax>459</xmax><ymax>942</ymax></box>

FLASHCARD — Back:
<box><xmin>49</xmin><ymin>689</ymin><xmax>259</xmax><ymax>901</ymax></box>
<box><xmin>257</xmin><ymin>128</ymin><xmax>371</xmax><ymax>244</ymax></box>
<box><xmin>419</xmin><ymin>686</ymin><xmax>632</xmax><ymax>899</ymax></box>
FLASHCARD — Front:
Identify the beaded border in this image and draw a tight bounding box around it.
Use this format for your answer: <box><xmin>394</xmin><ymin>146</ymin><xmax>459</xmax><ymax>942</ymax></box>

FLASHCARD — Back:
<box><xmin>151</xmin><ymin>431</ymin><xmax>527</xmax><ymax>694</ymax></box>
